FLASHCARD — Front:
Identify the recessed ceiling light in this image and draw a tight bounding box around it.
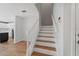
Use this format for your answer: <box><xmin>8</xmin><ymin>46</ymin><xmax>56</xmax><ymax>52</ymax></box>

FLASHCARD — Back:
<box><xmin>21</xmin><ymin>10</ymin><xmax>27</xmax><ymax>13</ymax></box>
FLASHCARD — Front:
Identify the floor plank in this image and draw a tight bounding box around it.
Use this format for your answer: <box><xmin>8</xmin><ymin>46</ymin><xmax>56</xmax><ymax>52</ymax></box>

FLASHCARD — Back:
<box><xmin>0</xmin><ymin>39</ymin><xmax>27</xmax><ymax>56</ymax></box>
<box><xmin>32</xmin><ymin>51</ymin><xmax>51</xmax><ymax>56</ymax></box>
<box><xmin>35</xmin><ymin>45</ymin><xmax>56</xmax><ymax>51</ymax></box>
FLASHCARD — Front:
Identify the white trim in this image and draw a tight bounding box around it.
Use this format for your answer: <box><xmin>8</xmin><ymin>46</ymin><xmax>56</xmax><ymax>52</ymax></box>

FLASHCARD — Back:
<box><xmin>71</xmin><ymin>4</ymin><xmax>76</xmax><ymax>56</ymax></box>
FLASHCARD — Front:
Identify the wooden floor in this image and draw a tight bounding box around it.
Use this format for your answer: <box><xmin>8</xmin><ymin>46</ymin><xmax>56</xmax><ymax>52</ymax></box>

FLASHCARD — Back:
<box><xmin>0</xmin><ymin>39</ymin><xmax>27</xmax><ymax>56</ymax></box>
<box><xmin>32</xmin><ymin>45</ymin><xmax>56</xmax><ymax>56</ymax></box>
<box><xmin>32</xmin><ymin>51</ymin><xmax>50</xmax><ymax>56</ymax></box>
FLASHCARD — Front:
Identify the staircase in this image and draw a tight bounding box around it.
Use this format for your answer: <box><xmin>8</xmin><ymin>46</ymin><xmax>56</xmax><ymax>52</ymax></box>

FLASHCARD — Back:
<box><xmin>32</xmin><ymin>26</ymin><xmax>57</xmax><ymax>56</ymax></box>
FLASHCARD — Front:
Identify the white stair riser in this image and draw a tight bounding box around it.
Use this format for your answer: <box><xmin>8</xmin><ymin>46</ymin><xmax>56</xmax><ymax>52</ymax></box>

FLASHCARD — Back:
<box><xmin>35</xmin><ymin>41</ymin><xmax>56</xmax><ymax>47</ymax></box>
<box><xmin>40</xmin><ymin>26</ymin><xmax>54</xmax><ymax>28</ymax></box>
<box><xmin>39</xmin><ymin>33</ymin><xmax>55</xmax><ymax>37</ymax></box>
<box><xmin>40</xmin><ymin>28</ymin><xmax>54</xmax><ymax>31</ymax></box>
<box><xmin>37</xmin><ymin>37</ymin><xmax>56</xmax><ymax>42</ymax></box>
<box><xmin>34</xmin><ymin>48</ymin><xmax>57</xmax><ymax>56</ymax></box>
<box><xmin>39</xmin><ymin>31</ymin><xmax>55</xmax><ymax>33</ymax></box>
<box><xmin>40</xmin><ymin>29</ymin><xmax>54</xmax><ymax>31</ymax></box>
<box><xmin>40</xmin><ymin>27</ymin><xmax>54</xmax><ymax>29</ymax></box>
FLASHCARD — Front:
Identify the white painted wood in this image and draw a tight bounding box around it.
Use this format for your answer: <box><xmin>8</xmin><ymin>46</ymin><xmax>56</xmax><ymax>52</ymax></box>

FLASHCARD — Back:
<box><xmin>52</xmin><ymin>4</ymin><xmax>64</xmax><ymax>56</ymax></box>
<box><xmin>40</xmin><ymin>26</ymin><xmax>53</xmax><ymax>28</ymax></box>
<box><xmin>37</xmin><ymin>37</ymin><xmax>56</xmax><ymax>42</ymax></box>
<box><xmin>75</xmin><ymin>4</ymin><xmax>79</xmax><ymax>56</ymax></box>
<box><xmin>15</xmin><ymin>16</ymin><xmax>25</xmax><ymax>43</ymax></box>
<box><xmin>38</xmin><ymin>33</ymin><xmax>55</xmax><ymax>37</ymax></box>
<box><xmin>39</xmin><ymin>30</ymin><xmax>55</xmax><ymax>33</ymax></box>
<box><xmin>35</xmin><ymin>41</ymin><xmax>56</xmax><ymax>47</ymax></box>
<box><xmin>34</xmin><ymin>48</ymin><xmax>57</xmax><ymax>56</ymax></box>
<box><xmin>27</xmin><ymin>19</ymin><xmax>39</xmax><ymax>56</ymax></box>
<box><xmin>40</xmin><ymin>27</ymin><xmax>54</xmax><ymax>30</ymax></box>
<box><xmin>40</xmin><ymin>26</ymin><xmax>54</xmax><ymax>29</ymax></box>
<box><xmin>40</xmin><ymin>28</ymin><xmax>54</xmax><ymax>31</ymax></box>
<box><xmin>71</xmin><ymin>4</ymin><xmax>76</xmax><ymax>56</ymax></box>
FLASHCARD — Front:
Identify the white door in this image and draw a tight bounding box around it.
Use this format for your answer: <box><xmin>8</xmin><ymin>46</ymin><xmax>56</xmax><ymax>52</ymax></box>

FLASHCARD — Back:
<box><xmin>75</xmin><ymin>3</ymin><xmax>79</xmax><ymax>56</ymax></box>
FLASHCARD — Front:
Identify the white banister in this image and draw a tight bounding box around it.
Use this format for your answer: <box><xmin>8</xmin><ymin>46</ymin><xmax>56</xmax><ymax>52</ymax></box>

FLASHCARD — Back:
<box><xmin>51</xmin><ymin>15</ymin><xmax>58</xmax><ymax>56</ymax></box>
<box><xmin>27</xmin><ymin>19</ymin><xmax>39</xmax><ymax>56</ymax></box>
<box><xmin>51</xmin><ymin>15</ymin><xmax>58</xmax><ymax>33</ymax></box>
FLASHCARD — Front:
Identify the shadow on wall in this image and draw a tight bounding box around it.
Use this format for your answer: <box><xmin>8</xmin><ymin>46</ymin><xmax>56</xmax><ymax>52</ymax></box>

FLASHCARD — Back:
<box><xmin>35</xmin><ymin>3</ymin><xmax>53</xmax><ymax>26</ymax></box>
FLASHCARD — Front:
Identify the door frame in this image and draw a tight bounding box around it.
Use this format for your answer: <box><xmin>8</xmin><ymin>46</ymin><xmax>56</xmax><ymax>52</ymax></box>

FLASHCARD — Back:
<box><xmin>71</xmin><ymin>3</ymin><xmax>76</xmax><ymax>56</ymax></box>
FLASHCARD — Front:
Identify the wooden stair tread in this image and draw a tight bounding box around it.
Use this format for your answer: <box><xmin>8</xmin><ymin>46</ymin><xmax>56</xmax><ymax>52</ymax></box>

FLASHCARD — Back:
<box><xmin>32</xmin><ymin>26</ymin><xmax>57</xmax><ymax>56</ymax></box>
<box><xmin>39</xmin><ymin>31</ymin><xmax>55</xmax><ymax>34</ymax></box>
<box><xmin>40</xmin><ymin>26</ymin><xmax>53</xmax><ymax>27</ymax></box>
<box><xmin>35</xmin><ymin>45</ymin><xmax>56</xmax><ymax>51</ymax></box>
<box><xmin>40</xmin><ymin>29</ymin><xmax>53</xmax><ymax>31</ymax></box>
<box><xmin>37</xmin><ymin>37</ymin><xmax>56</xmax><ymax>42</ymax></box>
<box><xmin>32</xmin><ymin>51</ymin><xmax>51</xmax><ymax>56</ymax></box>
<box><xmin>38</xmin><ymin>35</ymin><xmax>55</xmax><ymax>38</ymax></box>
<box><xmin>36</xmin><ymin>41</ymin><xmax>56</xmax><ymax>48</ymax></box>
<box><xmin>39</xmin><ymin>32</ymin><xmax>54</xmax><ymax>34</ymax></box>
<box><xmin>37</xmin><ymin>40</ymin><xmax>55</xmax><ymax>43</ymax></box>
<box><xmin>40</xmin><ymin>28</ymin><xmax>53</xmax><ymax>29</ymax></box>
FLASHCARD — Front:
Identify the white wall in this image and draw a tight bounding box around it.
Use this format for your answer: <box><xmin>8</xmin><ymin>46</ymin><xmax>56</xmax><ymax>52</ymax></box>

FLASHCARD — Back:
<box><xmin>14</xmin><ymin>4</ymin><xmax>39</xmax><ymax>55</ymax></box>
<box><xmin>52</xmin><ymin>3</ymin><xmax>64</xmax><ymax>56</ymax></box>
<box><xmin>40</xmin><ymin>3</ymin><xmax>52</xmax><ymax>25</ymax></box>
<box><xmin>35</xmin><ymin>3</ymin><xmax>53</xmax><ymax>26</ymax></box>
<box><xmin>0</xmin><ymin>3</ymin><xmax>39</xmax><ymax>56</ymax></box>
<box><xmin>52</xmin><ymin>3</ymin><xmax>73</xmax><ymax>56</ymax></box>
<box><xmin>0</xmin><ymin>4</ymin><xmax>15</xmax><ymax>37</ymax></box>
<box><xmin>15</xmin><ymin>16</ymin><xmax>26</xmax><ymax>43</ymax></box>
<box><xmin>35</xmin><ymin>3</ymin><xmax>42</xmax><ymax>26</ymax></box>
<box><xmin>13</xmin><ymin>3</ymin><xmax>39</xmax><ymax>42</ymax></box>
<box><xmin>63</xmin><ymin>4</ymin><xmax>72</xmax><ymax>56</ymax></box>
<box><xmin>0</xmin><ymin>3</ymin><xmax>39</xmax><ymax>41</ymax></box>
<box><xmin>70</xmin><ymin>4</ymin><xmax>76</xmax><ymax>56</ymax></box>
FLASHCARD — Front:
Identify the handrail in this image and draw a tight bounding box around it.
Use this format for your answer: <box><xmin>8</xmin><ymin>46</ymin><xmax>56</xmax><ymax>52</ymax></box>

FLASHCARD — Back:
<box><xmin>27</xmin><ymin>18</ymin><xmax>39</xmax><ymax>56</ymax></box>
<box><xmin>51</xmin><ymin>15</ymin><xmax>58</xmax><ymax>32</ymax></box>
<box><xmin>51</xmin><ymin>15</ymin><xmax>59</xmax><ymax>56</ymax></box>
